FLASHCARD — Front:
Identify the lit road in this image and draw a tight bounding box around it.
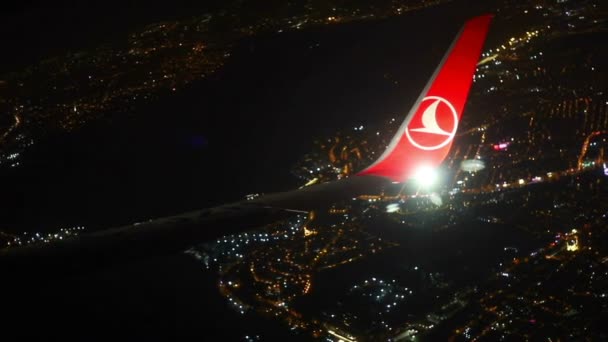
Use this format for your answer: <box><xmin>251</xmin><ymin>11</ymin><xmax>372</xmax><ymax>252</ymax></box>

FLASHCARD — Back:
<box><xmin>0</xmin><ymin>114</ymin><xmax>21</xmax><ymax>144</ymax></box>
<box><xmin>577</xmin><ymin>130</ymin><xmax>608</xmax><ymax>170</ymax></box>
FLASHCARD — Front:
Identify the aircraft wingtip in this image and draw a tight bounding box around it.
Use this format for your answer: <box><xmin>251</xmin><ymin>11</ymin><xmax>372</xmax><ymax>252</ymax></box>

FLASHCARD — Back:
<box><xmin>356</xmin><ymin>14</ymin><xmax>493</xmax><ymax>183</ymax></box>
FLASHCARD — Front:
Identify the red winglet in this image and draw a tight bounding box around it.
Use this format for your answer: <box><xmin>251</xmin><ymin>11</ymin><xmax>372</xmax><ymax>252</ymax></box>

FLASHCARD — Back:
<box><xmin>357</xmin><ymin>14</ymin><xmax>493</xmax><ymax>182</ymax></box>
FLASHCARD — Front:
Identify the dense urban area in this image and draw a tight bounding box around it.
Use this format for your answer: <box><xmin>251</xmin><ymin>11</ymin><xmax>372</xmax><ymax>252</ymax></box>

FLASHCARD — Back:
<box><xmin>1</xmin><ymin>0</ymin><xmax>607</xmax><ymax>340</ymax></box>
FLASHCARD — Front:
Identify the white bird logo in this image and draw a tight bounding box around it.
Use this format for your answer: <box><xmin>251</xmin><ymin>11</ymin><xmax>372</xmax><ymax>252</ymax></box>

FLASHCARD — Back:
<box><xmin>409</xmin><ymin>100</ymin><xmax>452</xmax><ymax>136</ymax></box>
<box><xmin>405</xmin><ymin>96</ymin><xmax>459</xmax><ymax>150</ymax></box>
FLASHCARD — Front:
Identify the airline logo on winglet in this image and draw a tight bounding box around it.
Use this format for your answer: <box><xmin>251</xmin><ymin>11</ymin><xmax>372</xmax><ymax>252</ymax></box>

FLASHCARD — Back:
<box><xmin>357</xmin><ymin>14</ymin><xmax>493</xmax><ymax>182</ymax></box>
<box><xmin>405</xmin><ymin>96</ymin><xmax>458</xmax><ymax>150</ymax></box>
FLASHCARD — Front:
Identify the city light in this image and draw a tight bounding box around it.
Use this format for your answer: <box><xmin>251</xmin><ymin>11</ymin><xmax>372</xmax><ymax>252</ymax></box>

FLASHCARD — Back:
<box><xmin>386</xmin><ymin>203</ymin><xmax>400</xmax><ymax>213</ymax></box>
<box><xmin>566</xmin><ymin>238</ymin><xmax>579</xmax><ymax>252</ymax></box>
<box><xmin>2</xmin><ymin>0</ymin><xmax>607</xmax><ymax>340</ymax></box>
<box><xmin>493</xmin><ymin>142</ymin><xmax>510</xmax><ymax>151</ymax></box>
<box><xmin>461</xmin><ymin>159</ymin><xmax>486</xmax><ymax>172</ymax></box>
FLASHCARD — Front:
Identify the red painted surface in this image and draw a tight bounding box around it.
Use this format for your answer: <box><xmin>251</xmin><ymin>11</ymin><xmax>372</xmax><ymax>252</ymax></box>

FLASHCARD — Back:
<box><xmin>358</xmin><ymin>15</ymin><xmax>493</xmax><ymax>182</ymax></box>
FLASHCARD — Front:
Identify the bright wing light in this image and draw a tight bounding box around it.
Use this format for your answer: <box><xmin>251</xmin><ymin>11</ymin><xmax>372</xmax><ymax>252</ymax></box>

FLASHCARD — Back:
<box><xmin>413</xmin><ymin>166</ymin><xmax>439</xmax><ymax>188</ymax></box>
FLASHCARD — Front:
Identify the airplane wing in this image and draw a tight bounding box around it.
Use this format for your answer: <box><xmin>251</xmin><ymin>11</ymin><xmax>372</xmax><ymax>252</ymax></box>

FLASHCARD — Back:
<box><xmin>0</xmin><ymin>15</ymin><xmax>493</xmax><ymax>280</ymax></box>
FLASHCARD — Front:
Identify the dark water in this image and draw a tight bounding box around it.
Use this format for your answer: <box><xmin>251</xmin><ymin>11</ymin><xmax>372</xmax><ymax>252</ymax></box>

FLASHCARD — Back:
<box><xmin>6</xmin><ymin>253</ymin><xmax>307</xmax><ymax>340</ymax></box>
